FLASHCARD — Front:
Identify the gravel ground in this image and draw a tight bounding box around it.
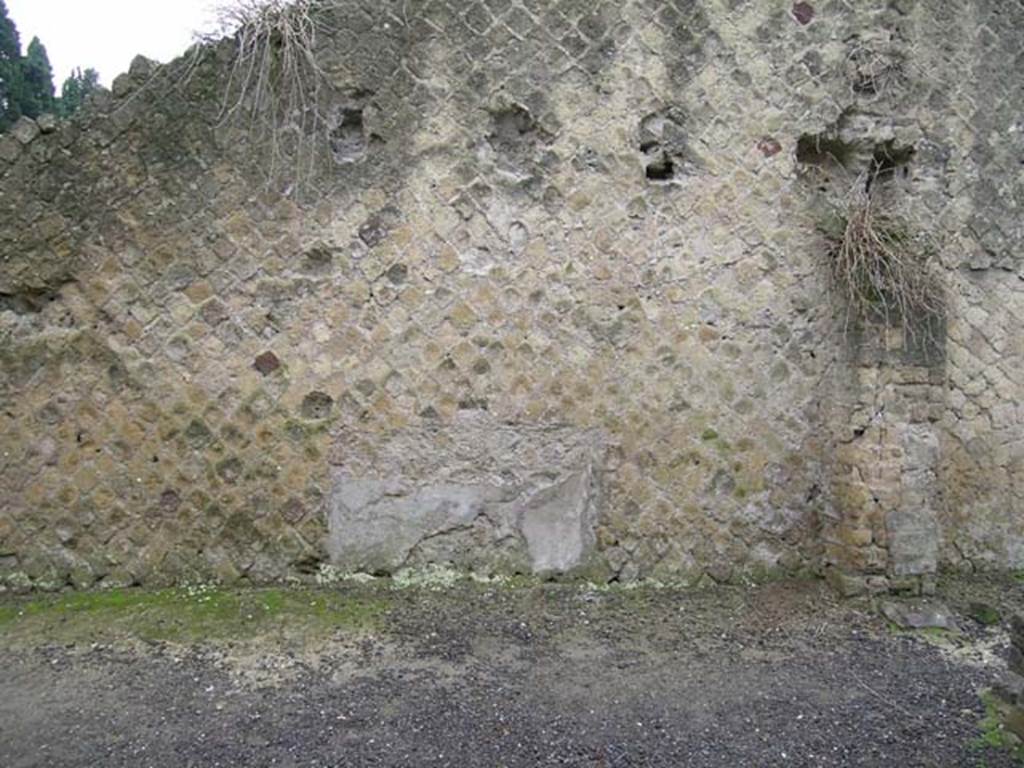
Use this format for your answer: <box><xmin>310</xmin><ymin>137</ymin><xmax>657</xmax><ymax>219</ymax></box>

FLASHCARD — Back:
<box><xmin>1</xmin><ymin>576</ymin><xmax>1022</xmax><ymax>768</ymax></box>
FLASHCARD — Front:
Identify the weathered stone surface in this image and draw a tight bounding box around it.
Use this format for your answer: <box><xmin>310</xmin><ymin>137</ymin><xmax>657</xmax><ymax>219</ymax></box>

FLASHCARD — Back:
<box><xmin>996</xmin><ymin>672</ymin><xmax>1024</xmax><ymax>706</ymax></box>
<box><xmin>1008</xmin><ymin>646</ymin><xmax>1024</xmax><ymax>678</ymax></box>
<box><xmin>128</xmin><ymin>55</ymin><xmax>158</xmax><ymax>80</ymax></box>
<box><xmin>520</xmin><ymin>467</ymin><xmax>598</xmax><ymax>575</ymax></box>
<box><xmin>327</xmin><ymin>480</ymin><xmax>517</xmax><ymax>573</ymax></box>
<box><xmin>301</xmin><ymin>391</ymin><xmax>333</xmax><ymax>420</ymax></box>
<box><xmin>993</xmin><ymin>648</ymin><xmax>1024</xmax><ymax>741</ymax></box>
<box><xmin>253</xmin><ymin>351</ymin><xmax>281</xmax><ymax>376</ymax></box>
<box><xmin>10</xmin><ymin>117</ymin><xmax>39</xmax><ymax>144</ymax></box>
<box><xmin>825</xmin><ymin>569</ymin><xmax>868</xmax><ymax>598</ymax></box>
<box><xmin>0</xmin><ymin>0</ymin><xmax>1021</xmax><ymax>589</ymax></box>
<box><xmin>35</xmin><ymin>114</ymin><xmax>57</xmax><ymax>134</ymax></box>
<box><xmin>887</xmin><ymin>508</ymin><xmax>939</xmax><ymax>578</ymax></box>
<box><xmin>111</xmin><ymin>74</ymin><xmax>134</xmax><ymax>99</ymax></box>
<box><xmin>1012</xmin><ymin>614</ymin><xmax>1024</xmax><ymax>646</ymax></box>
<box><xmin>881</xmin><ymin>601</ymin><xmax>959</xmax><ymax>632</ymax></box>
<box><xmin>0</xmin><ymin>135</ymin><xmax>19</xmax><ymax>163</ymax></box>
<box><xmin>327</xmin><ymin>416</ymin><xmax>603</xmax><ymax>575</ymax></box>
<box><xmin>1007</xmin><ymin>613</ymin><xmax>1024</xmax><ymax>678</ymax></box>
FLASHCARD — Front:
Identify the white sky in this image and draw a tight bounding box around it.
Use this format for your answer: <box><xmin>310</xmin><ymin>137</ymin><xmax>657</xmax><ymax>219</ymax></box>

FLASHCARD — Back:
<box><xmin>6</xmin><ymin>0</ymin><xmax>222</xmax><ymax>86</ymax></box>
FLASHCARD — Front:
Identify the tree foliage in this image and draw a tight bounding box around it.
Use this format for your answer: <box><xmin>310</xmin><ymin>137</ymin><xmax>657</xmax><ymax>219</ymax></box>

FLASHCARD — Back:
<box><xmin>0</xmin><ymin>0</ymin><xmax>23</xmax><ymax>130</ymax></box>
<box><xmin>0</xmin><ymin>0</ymin><xmax>96</xmax><ymax>130</ymax></box>
<box><xmin>21</xmin><ymin>36</ymin><xmax>56</xmax><ymax>117</ymax></box>
<box><xmin>58</xmin><ymin>67</ymin><xmax>100</xmax><ymax>118</ymax></box>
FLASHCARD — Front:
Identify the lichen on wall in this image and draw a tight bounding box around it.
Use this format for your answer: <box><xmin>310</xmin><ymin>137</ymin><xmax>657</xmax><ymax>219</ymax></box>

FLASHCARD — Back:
<box><xmin>0</xmin><ymin>0</ymin><xmax>1021</xmax><ymax>591</ymax></box>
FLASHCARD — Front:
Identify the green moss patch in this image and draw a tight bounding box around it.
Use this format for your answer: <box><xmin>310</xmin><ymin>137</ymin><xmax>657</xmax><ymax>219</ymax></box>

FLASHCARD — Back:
<box><xmin>971</xmin><ymin>690</ymin><xmax>1024</xmax><ymax>761</ymax></box>
<box><xmin>0</xmin><ymin>585</ymin><xmax>387</xmax><ymax>646</ymax></box>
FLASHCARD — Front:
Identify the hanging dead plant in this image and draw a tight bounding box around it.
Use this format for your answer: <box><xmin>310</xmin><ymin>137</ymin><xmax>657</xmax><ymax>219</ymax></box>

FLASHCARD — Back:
<box><xmin>823</xmin><ymin>176</ymin><xmax>945</xmax><ymax>343</ymax></box>
<box><xmin>194</xmin><ymin>0</ymin><xmax>334</xmax><ymax>193</ymax></box>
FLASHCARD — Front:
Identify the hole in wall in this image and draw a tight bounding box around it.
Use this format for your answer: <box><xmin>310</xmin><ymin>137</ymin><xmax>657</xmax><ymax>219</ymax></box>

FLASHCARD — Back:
<box><xmin>302</xmin><ymin>243</ymin><xmax>335</xmax><ymax>273</ymax></box>
<box><xmin>484</xmin><ymin>102</ymin><xmax>556</xmax><ymax>186</ymax></box>
<box><xmin>795</xmin><ymin>133</ymin><xmax>857</xmax><ymax>169</ymax></box>
<box><xmin>639</xmin><ymin>109</ymin><xmax>690</xmax><ymax>183</ymax></box>
<box><xmin>645</xmin><ymin>153</ymin><xmax>675</xmax><ymax>181</ymax></box>
<box><xmin>329</xmin><ymin>107</ymin><xmax>367</xmax><ymax>164</ymax></box>
<box><xmin>0</xmin><ymin>279</ymin><xmax>75</xmax><ymax>315</ymax></box>
<box><xmin>301</xmin><ymin>391</ymin><xmax>334</xmax><ymax>420</ymax></box>
<box><xmin>866</xmin><ymin>140</ymin><xmax>915</xmax><ymax>190</ymax></box>
<box><xmin>489</xmin><ymin>104</ymin><xmax>539</xmax><ymax>149</ymax></box>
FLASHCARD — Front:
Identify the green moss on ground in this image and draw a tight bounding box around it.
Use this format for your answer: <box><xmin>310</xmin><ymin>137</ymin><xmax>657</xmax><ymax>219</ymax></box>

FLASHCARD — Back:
<box><xmin>0</xmin><ymin>585</ymin><xmax>387</xmax><ymax>646</ymax></box>
<box><xmin>971</xmin><ymin>691</ymin><xmax>1024</xmax><ymax>764</ymax></box>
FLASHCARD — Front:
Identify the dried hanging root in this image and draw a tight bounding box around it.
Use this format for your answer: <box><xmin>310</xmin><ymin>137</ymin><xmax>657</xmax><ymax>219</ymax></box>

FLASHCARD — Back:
<box><xmin>196</xmin><ymin>0</ymin><xmax>333</xmax><ymax>192</ymax></box>
<box><xmin>827</xmin><ymin>180</ymin><xmax>944</xmax><ymax>343</ymax></box>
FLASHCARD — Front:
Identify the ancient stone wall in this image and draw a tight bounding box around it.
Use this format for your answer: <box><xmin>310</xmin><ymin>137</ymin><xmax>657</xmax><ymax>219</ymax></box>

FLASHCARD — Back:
<box><xmin>0</xmin><ymin>0</ymin><xmax>1021</xmax><ymax>590</ymax></box>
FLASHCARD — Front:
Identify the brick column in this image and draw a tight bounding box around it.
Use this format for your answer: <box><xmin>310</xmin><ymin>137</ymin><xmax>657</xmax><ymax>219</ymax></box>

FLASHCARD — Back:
<box><xmin>824</xmin><ymin>317</ymin><xmax>945</xmax><ymax>595</ymax></box>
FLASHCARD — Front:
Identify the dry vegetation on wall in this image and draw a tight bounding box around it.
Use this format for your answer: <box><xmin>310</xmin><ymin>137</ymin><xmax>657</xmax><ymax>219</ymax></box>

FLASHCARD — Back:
<box><xmin>823</xmin><ymin>176</ymin><xmax>945</xmax><ymax>342</ymax></box>
<box><xmin>844</xmin><ymin>40</ymin><xmax>907</xmax><ymax>99</ymax></box>
<box><xmin>194</xmin><ymin>0</ymin><xmax>332</xmax><ymax>191</ymax></box>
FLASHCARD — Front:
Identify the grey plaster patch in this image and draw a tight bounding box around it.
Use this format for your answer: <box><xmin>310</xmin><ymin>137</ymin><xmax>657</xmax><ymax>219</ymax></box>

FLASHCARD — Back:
<box><xmin>881</xmin><ymin>600</ymin><xmax>958</xmax><ymax>632</ymax></box>
<box><xmin>520</xmin><ymin>467</ymin><xmax>598</xmax><ymax>575</ymax></box>
<box><xmin>887</xmin><ymin>507</ymin><xmax>939</xmax><ymax>577</ymax></box>
<box><xmin>327</xmin><ymin>415</ymin><xmax>604</xmax><ymax>575</ymax></box>
<box><xmin>887</xmin><ymin>425</ymin><xmax>940</xmax><ymax>577</ymax></box>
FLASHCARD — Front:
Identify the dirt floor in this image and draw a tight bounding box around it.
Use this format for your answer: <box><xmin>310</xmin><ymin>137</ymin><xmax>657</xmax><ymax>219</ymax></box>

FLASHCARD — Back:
<box><xmin>1</xmin><ymin>574</ymin><xmax>1023</xmax><ymax>768</ymax></box>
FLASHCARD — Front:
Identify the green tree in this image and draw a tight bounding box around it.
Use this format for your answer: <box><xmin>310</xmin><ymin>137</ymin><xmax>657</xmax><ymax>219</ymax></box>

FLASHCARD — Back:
<box><xmin>58</xmin><ymin>67</ymin><xmax>100</xmax><ymax>118</ymax></box>
<box><xmin>0</xmin><ymin>0</ymin><xmax>24</xmax><ymax>130</ymax></box>
<box><xmin>0</xmin><ymin>1</ymin><xmax>97</xmax><ymax>130</ymax></box>
<box><xmin>21</xmin><ymin>36</ymin><xmax>55</xmax><ymax>118</ymax></box>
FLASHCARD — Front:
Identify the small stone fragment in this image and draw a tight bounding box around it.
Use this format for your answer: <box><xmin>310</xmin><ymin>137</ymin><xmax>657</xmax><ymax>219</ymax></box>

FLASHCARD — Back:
<box><xmin>216</xmin><ymin>457</ymin><xmax>244</xmax><ymax>484</ymax></box>
<box><xmin>881</xmin><ymin>600</ymin><xmax>958</xmax><ymax>632</ymax></box>
<box><xmin>254</xmin><ymin>351</ymin><xmax>281</xmax><ymax>376</ymax></box>
<box><xmin>1007</xmin><ymin>645</ymin><xmax>1024</xmax><ymax>677</ymax></box>
<box><xmin>302</xmin><ymin>243</ymin><xmax>334</xmax><ymax>273</ymax></box>
<box><xmin>159</xmin><ymin>489</ymin><xmax>181</xmax><ymax>514</ymax></box>
<box><xmin>385</xmin><ymin>263</ymin><xmax>408</xmax><ymax>285</ymax></box>
<box><xmin>184</xmin><ymin>419</ymin><xmax>214</xmax><ymax>449</ymax></box>
<box><xmin>995</xmin><ymin>672</ymin><xmax>1024</xmax><ymax>707</ymax></box>
<box><xmin>792</xmin><ymin>2</ymin><xmax>815</xmax><ymax>25</ymax></box>
<box><xmin>301</xmin><ymin>391</ymin><xmax>333</xmax><ymax>420</ymax></box>
<box><xmin>129</xmin><ymin>54</ymin><xmax>159</xmax><ymax>79</ymax></box>
<box><xmin>757</xmin><ymin>136</ymin><xmax>782</xmax><ymax>157</ymax></box>
<box><xmin>825</xmin><ymin>568</ymin><xmax>867</xmax><ymax>597</ymax></box>
<box><xmin>1011</xmin><ymin>613</ymin><xmax>1024</xmax><ymax>644</ymax></box>
<box><xmin>11</xmin><ymin>117</ymin><xmax>40</xmax><ymax>144</ymax></box>
<box><xmin>112</xmin><ymin>73</ymin><xmax>134</xmax><ymax>98</ymax></box>
<box><xmin>56</xmin><ymin>525</ymin><xmax>76</xmax><ymax>546</ymax></box>
<box><xmin>705</xmin><ymin>562</ymin><xmax>734</xmax><ymax>584</ymax></box>
<box><xmin>199</xmin><ymin>298</ymin><xmax>229</xmax><ymax>326</ymax></box>
<box><xmin>36</xmin><ymin>113</ymin><xmax>58</xmax><ymax>133</ymax></box>
<box><xmin>282</xmin><ymin>498</ymin><xmax>306</xmax><ymax>524</ymax></box>
<box><xmin>0</xmin><ymin>135</ymin><xmax>20</xmax><ymax>162</ymax></box>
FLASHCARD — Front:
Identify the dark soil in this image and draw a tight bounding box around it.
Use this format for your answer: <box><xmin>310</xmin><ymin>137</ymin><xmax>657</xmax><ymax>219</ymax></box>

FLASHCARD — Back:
<box><xmin>1</xmin><ymin>575</ymin><xmax>1022</xmax><ymax>768</ymax></box>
